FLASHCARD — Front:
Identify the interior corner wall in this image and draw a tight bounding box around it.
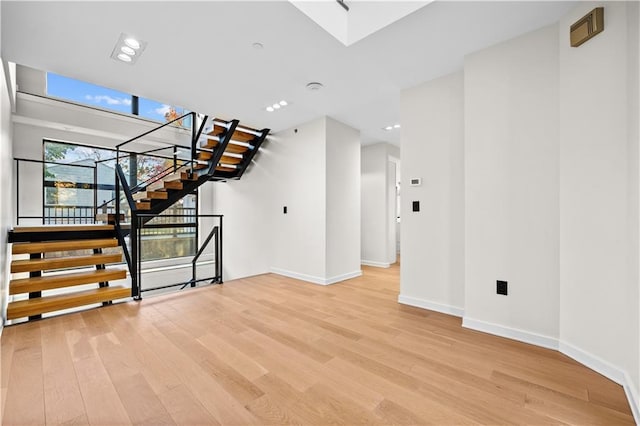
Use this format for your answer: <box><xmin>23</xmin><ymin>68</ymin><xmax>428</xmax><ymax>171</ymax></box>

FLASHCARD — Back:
<box><xmin>0</xmin><ymin>59</ymin><xmax>13</xmax><ymax>327</ymax></box>
<box><xmin>463</xmin><ymin>24</ymin><xmax>560</xmax><ymax>342</ymax></box>
<box><xmin>325</xmin><ymin>117</ymin><xmax>361</xmax><ymax>281</ymax></box>
<box><xmin>361</xmin><ymin>142</ymin><xmax>397</xmax><ymax>267</ymax></box>
<box><xmin>213</xmin><ymin>117</ymin><xmax>327</xmax><ymax>282</ymax></box>
<box><xmin>558</xmin><ymin>1</ymin><xmax>639</xmax><ymax>405</ymax></box>
<box><xmin>399</xmin><ymin>71</ymin><xmax>465</xmax><ymax>316</ymax></box>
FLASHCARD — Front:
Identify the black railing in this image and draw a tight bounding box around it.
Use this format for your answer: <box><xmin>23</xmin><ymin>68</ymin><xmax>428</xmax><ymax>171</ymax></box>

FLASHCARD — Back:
<box><xmin>132</xmin><ymin>214</ymin><xmax>223</xmax><ymax>296</ymax></box>
<box><xmin>14</xmin><ymin>157</ymin><xmax>98</xmax><ymax>225</ymax></box>
<box><xmin>44</xmin><ymin>205</ymin><xmax>106</xmax><ymax>224</ymax></box>
<box><xmin>113</xmin><ymin>111</ymin><xmax>213</xmax><ymax>299</ymax></box>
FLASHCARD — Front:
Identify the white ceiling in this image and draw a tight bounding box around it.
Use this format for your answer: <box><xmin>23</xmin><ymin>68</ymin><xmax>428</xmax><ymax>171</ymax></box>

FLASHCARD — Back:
<box><xmin>1</xmin><ymin>1</ymin><xmax>575</xmax><ymax>146</ymax></box>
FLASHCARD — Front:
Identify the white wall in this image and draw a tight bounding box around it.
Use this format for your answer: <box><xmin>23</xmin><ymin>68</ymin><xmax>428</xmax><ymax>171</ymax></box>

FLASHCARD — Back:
<box><xmin>213</xmin><ymin>117</ymin><xmax>327</xmax><ymax>281</ymax></box>
<box><xmin>0</xmin><ymin>59</ymin><xmax>14</xmax><ymax>327</ymax></box>
<box><xmin>400</xmin><ymin>3</ymin><xmax>639</xmax><ymax>417</ymax></box>
<box><xmin>325</xmin><ymin>117</ymin><xmax>361</xmax><ymax>280</ymax></box>
<box><xmin>464</xmin><ymin>24</ymin><xmax>560</xmax><ymax>341</ymax></box>
<box><xmin>269</xmin><ymin>118</ymin><xmax>328</xmax><ymax>280</ymax></box>
<box><xmin>558</xmin><ymin>1</ymin><xmax>639</xmax><ymax>407</ymax></box>
<box><xmin>215</xmin><ymin>116</ymin><xmax>361</xmax><ymax>285</ymax></box>
<box><xmin>361</xmin><ymin>142</ymin><xmax>398</xmax><ymax>267</ymax></box>
<box><xmin>386</xmin><ymin>159</ymin><xmax>397</xmax><ymax>262</ymax></box>
<box><xmin>399</xmin><ymin>71</ymin><xmax>465</xmax><ymax>316</ymax></box>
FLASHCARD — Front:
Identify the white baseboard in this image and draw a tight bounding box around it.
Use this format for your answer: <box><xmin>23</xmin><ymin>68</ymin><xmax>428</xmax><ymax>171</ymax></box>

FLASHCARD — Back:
<box><xmin>325</xmin><ymin>270</ymin><xmax>363</xmax><ymax>285</ymax></box>
<box><xmin>398</xmin><ymin>294</ymin><xmax>464</xmax><ymax>317</ymax></box>
<box><xmin>558</xmin><ymin>341</ymin><xmax>639</xmax><ymax>424</ymax></box>
<box><xmin>623</xmin><ymin>372</ymin><xmax>640</xmax><ymax>425</ymax></box>
<box><xmin>361</xmin><ymin>260</ymin><xmax>391</xmax><ymax>268</ymax></box>
<box><xmin>462</xmin><ymin>317</ymin><xmax>559</xmax><ymax>351</ymax></box>
<box><xmin>400</xmin><ymin>302</ymin><xmax>639</xmax><ymax>422</ymax></box>
<box><xmin>270</xmin><ymin>267</ymin><xmax>362</xmax><ymax>286</ymax></box>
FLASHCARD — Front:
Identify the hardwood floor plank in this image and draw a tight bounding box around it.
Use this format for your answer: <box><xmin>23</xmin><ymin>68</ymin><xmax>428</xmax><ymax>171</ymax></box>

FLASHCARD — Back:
<box><xmin>1</xmin><ymin>262</ymin><xmax>633</xmax><ymax>425</ymax></box>
<box><xmin>41</xmin><ymin>321</ymin><xmax>87</xmax><ymax>425</ymax></box>
<box><xmin>158</xmin><ymin>384</ymin><xmax>222</xmax><ymax>426</ymax></box>
<box><xmin>66</xmin><ymin>328</ymin><xmax>132</xmax><ymax>425</ymax></box>
<box><xmin>2</xmin><ymin>323</ymin><xmax>45</xmax><ymax>426</ymax></box>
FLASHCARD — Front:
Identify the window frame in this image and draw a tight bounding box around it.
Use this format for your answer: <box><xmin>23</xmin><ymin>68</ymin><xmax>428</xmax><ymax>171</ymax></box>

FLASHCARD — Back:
<box><xmin>42</xmin><ymin>139</ymin><xmax>199</xmax><ymax>263</ymax></box>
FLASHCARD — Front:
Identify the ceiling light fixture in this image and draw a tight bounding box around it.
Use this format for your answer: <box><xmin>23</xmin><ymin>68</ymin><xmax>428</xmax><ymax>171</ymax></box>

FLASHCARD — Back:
<box><xmin>265</xmin><ymin>99</ymin><xmax>289</xmax><ymax>113</ymax></box>
<box><xmin>121</xmin><ymin>46</ymin><xmax>136</xmax><ymax>56</ymax></box>
<box><xmin>124</xmin><ymin>38</ymin><xmax>141</xmax><ymax>49</ymax></box>
<box><xmin>117</xmin><ymin>53</ymin><xmax>132</xmax><ymax>62</ymax></box>
<box><xmin>306</xmin><ymin>82</ymin><xmax>324</xmax><ymax>91</ymax></box>
<box><xmin>394</xmin><ymin>124</ymin><xmax>401</xmax><ymax>128</ymax></box>
<box><xmin>252</xmin><ymin>42</ymin><xmax>264</xmax><ymax>50</ymax></box>
<box><xmin>384</xmin><ymin>126</ymin><xmax>393</xmax><ymax>131</ymax></box>
<box><xmin>111</xmin><ymin>33</ymin><xmax>147</xmax><ymax>65</ymax></box>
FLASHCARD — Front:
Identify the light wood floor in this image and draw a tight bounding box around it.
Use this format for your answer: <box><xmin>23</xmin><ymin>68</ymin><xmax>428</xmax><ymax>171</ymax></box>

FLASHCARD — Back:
<box><xmin>1</xmin><ymin>264</ymin><xmax>634</xmax><ymax>425</ymax></box>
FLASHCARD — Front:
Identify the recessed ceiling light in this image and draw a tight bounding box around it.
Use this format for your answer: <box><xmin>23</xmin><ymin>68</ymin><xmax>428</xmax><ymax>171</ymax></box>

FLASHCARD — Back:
<box><xmin>279</xmin><ymin>100</ymin><xmax>288</xmax><ymax>106</ymax></box>
<box><xmin>266</xmin><ymin>106</ymin><xmax>274</xmax><ymax>112</ymax></box>
<box><xmin>394</xmin><ymin>124</ymin><xmax>401</xmax><ymax>128</ymax></box>
<box><xmin>306</xmin><ymin>82</ymin><xmax>324</xmax><ymax>91</ymax></box>
<box><xmin>252</xmin><ymin>42</ymin><xmax>264</xmax><ymax>50</ymax></box>
<box><xmin>121</xmin><ymin>46</ymin><xmax>136</xmax><ymax>56</ymax></box>
<box><xmin>111</xmin><ymin>33</ymin><xmax>147</xmax><ymax>65</ymax></box>
<box><xmin>273</xmin><ymin>103</ymin><xmax>281</xmax><ymax>109</ymax></box>
<box><xmin>124</xmin><ymin>38</ymin><xmax>141</xmax><ymax>49</ymax></box>
<box><xmin>117</xmin><ymin>53</ymin><xmax>132</xmax><ymax>62</ymax></box>
<box><xmin>384</xmin><ymin>126</ymin><xmax>393</xmax><ymax>131</ymax></box>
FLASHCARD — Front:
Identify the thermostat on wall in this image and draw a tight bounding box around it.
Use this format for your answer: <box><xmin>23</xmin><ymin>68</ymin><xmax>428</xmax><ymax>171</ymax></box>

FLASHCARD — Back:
<box><xmin>409</xmin><ymin>178</ymin><xmax>422</xmax><ymax>186</ymax></box>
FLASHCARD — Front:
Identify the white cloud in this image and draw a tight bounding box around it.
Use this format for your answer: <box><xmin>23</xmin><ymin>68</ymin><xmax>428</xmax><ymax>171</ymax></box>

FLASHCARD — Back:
<box><xmin>154</xmin><ymin>104</ymin><xmax>172</xmax><ymax>116</ymax></box>
<box><xmin>85</xmin><ymin>94</ymin><xmax>132</xmax><ymax>106</ymax></box>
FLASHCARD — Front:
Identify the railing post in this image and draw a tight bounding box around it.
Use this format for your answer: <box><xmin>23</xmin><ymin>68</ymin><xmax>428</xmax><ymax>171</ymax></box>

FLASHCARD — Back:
<box><xmin>173</xmin><ymin>145</ymin><xmax>178</xmax><ymax>173</ymax></box>
<box><xmin>15</xmin><ymin>159</ymin><xmax>19</xmax><ymax>226</ymax></box>
<box><xmin>219</xmin><ymin>215</ymin><xmax>223</xmax><ymax>283</ymax></box>
<box><xmin>93</xmin><ymin>165</ymin><xmax>98</xmax><ymax>224</ymax></box>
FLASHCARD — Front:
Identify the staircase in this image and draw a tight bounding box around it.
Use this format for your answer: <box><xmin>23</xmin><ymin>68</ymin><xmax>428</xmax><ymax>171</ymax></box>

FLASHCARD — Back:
<box><xmin>7</xmin><ymin>225</ymin><xmax>129</xmax><ymax>321</ymax></box>
<box><xmin>123</xmin><ymin>117</ymin><xmax>269</xmax><ymax>218</ymax></box>
<box><xmin>6</xmin><ymin>115</ymin><xmax>269</xmax><ymax>322</ymax></box>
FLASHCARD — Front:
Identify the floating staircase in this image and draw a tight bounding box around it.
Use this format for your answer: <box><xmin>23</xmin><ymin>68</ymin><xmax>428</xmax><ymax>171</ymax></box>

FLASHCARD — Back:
<box><xmin>5</xmin><ymin>116</ymin><xmax>269</xmax><ymax>323</ymax></box>
<box><xmin>122</xmin><ymin>117</ymin><xmax>269</xmax><ymax>221</ymax></box>
<box><xmin>7</xmin><ymin>225</ymin><xmax>129</xmax><ymax>321</ymax></box>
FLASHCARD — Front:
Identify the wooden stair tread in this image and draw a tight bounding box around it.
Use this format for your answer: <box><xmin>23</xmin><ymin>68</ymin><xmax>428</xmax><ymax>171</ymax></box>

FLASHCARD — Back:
<box><xmin>12</xmin><ymin>238</ymin><xmax>119</xmax><ymax>255</ymax></box>
<box><xmin>198</xmin><ymin>151</ymin><xmax>213</xmax><ymax>161</ymax></box>
<box><xmin>199</xmin><ymin>140</ymin><xmax>252</xmax><ymax>154</ymax></box>
<box><xmin>136</xmin><ymin>201</ymin><xmax>151</xmax><ymax>210</ymax></box>
<box><xmin>229</xmin><ymin>130</ymin><xmax>255</xmax><ymax>143</ymax></box>
<box><xmin>133</xmin><ymin>191</ymin><xmax>168</xmax><ymax>201</ymax></box>
<box><xmin>95</xmin><ymin>213</ymin><xmax>125</xmax><ymax>223</ymax></box>
<box><xmin>147</xmin><ymin>180</ymin><xmax>183</xmax><ymax>192</ymax></box>
<box><xmin>6</xmin><ymin>286</ymin><xmax>131</xmax><ymax>320</ymax></box>
<box><xmin>200</xmin><ymin>139</ymin><xmax>219</xmax><ymax>149</ymax></box>
<box><xmin>180</xmin><ymin>171</ymin><xmax>199</xmax><ymax>181</ymax></box>
<box><xmin>224</xmin><ymin>145</ymin><xmax>250</xmax><ymax>154</ymax></box>
<box><xmin>11</xmin><ymin>253</ymin><xmax>122</xmax><ymax>273</ymax></box>
<box><xmin>216</xmin><ymin>165</ymin><xmax>237</xmax><ymax>172</ymax></box>
<box><xmin>10</xmin><ymin>269</ymin><xmax>127</xmax><ymax>295</ymax></box>
<box><xmin>220</xmin><ymin>155</ymin><xmax>242</xmax><ymax>165</ymax></box>
<box><xmin>13</xmin><ymin>225</ymin><xmax>114</xmax><ymax>233</ymax></box>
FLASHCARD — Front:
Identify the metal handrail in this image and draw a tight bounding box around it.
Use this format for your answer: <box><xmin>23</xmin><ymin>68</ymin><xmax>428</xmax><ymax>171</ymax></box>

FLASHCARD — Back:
<box><xmin>134</xmin><ymin>213</ymin><xmax>223</xmax><ymax>296</ymax></box>
<box><xmin>116</xmin><ymin>112</ymin><xmax>192</xmax><ymax>149</ymax></box>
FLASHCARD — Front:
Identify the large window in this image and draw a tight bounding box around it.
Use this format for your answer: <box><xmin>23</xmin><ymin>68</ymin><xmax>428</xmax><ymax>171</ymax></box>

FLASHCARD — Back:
<box><xmin>43</xmin><ymin>140</ymin><xmax>197</xmax><ymax>261</ymax></box>
<box><xmin>46</xmin><ymin>73</ymin><xmax>191</xmax><ymax>128</ymax></box>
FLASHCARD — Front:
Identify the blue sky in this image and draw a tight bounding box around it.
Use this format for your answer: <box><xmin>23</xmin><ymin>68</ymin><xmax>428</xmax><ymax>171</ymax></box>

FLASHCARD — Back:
<box><xmin>46</xmin><ymin>73</ymin><xmax>185</xmax><ymax>122</ymax></box>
